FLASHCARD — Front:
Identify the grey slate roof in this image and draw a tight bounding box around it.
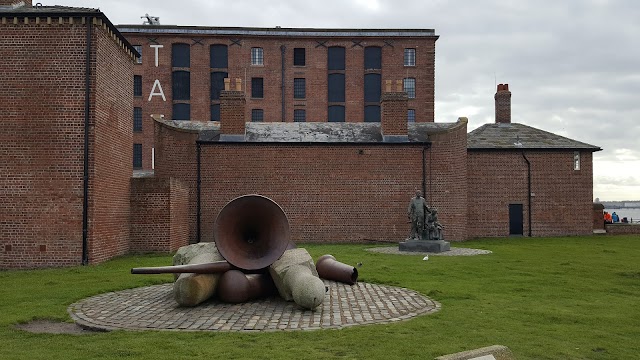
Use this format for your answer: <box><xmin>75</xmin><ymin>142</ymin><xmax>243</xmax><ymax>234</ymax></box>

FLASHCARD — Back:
<box><xmin>467</xmin><ymin>123</ymin><xmax>601</xmax><ymax>151</ymax></box>
<box><xmin>154</xmin><ymin>118</ymin><xmax>464</xmax><ymax>143</ymax></box>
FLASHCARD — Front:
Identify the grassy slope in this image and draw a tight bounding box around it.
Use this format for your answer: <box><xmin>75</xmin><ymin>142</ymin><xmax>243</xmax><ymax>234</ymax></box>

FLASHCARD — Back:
<box><xmin>1</xmin><ymin>235</ymin><xmax>639</xmax><ymax>360</ymax></box>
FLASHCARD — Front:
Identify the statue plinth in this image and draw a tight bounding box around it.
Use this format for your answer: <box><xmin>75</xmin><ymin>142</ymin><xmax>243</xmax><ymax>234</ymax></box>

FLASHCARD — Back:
<box><xmin>399</xmin><ymin>240</ymin><xmax>450</xmax><ymax>253</ymax></box>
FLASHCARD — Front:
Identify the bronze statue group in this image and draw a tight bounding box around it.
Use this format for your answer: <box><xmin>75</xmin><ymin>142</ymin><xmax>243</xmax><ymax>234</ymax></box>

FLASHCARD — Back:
<box><xmin>407</xmin><ymin>190</ymin><xmax>444</xmax><ymax>241</ymax></box>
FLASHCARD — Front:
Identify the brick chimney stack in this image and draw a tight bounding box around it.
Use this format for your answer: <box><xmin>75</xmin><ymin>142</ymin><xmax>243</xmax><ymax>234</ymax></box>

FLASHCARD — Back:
<box><xmin>495</xmin><ymin>83</ymin><xmax>511</xmax><ymax>124</ymax></box>
<box><xmin>219</xmin><ymin>78</ymin><xmax>246</xmax><ymax>141</ymax></box>
<box><xmin>380</xmin><ymin>80</ymin><xmax>409</xmax><ymax>142</ymax></box>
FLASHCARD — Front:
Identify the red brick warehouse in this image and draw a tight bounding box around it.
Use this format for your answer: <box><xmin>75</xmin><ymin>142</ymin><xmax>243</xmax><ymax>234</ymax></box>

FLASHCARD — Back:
<box><xmin>117</xmin><ymin>25</ymin><xmax>438</xmax><ymax>170</ymax></box>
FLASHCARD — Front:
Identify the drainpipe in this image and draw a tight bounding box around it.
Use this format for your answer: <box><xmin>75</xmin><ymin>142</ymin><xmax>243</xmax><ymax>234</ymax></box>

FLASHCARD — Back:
<box><xmin>521</xmin><ymin>150</ymin><xmax>532</xmax><ymax>237</ymax></box>
<box><xmin>196</xmin><ymin>142</ymin><xmax>202</xmax><ymax>243</ymax></box>
<box><xmin>280</xmin><ymin>45</ymin><xmax>286</xmax><ymax>122</ymax></box>
<box><xmin>82</xmin><ymin>16</ymin><xmax>93</xmax><ymax>265</ymax></box>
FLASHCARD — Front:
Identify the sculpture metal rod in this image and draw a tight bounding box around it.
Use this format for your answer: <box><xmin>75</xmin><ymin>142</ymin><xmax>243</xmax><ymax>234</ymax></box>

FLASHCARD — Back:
<box><xmin>131</xmin><ymin>260</ymin><xmax>233</xmax><ymax>275</ymax></box>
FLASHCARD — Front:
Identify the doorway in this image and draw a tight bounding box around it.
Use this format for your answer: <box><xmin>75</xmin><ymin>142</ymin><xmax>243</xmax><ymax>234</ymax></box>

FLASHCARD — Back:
<box><xmin>509</xmin><ymin>204</ymin><xmax>524</xmax><ymax>236</ymax></box>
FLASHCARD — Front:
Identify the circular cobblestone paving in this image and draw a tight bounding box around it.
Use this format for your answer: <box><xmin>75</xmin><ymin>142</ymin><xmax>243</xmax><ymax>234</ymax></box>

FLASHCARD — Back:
<box><xmin>68</xmin><ymin>280</ymin><xmax>440</xmax><ymax>332</ymax></box>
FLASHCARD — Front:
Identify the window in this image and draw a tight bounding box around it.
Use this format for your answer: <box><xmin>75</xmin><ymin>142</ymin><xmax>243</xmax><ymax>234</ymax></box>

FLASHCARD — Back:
<box><xmin>134</xmin><ymin>75</ymin><xmax>142</xmax><ymax>97</ymax></box>
<box><xmin>364</xmin><ymin>73</ymin><xmax>381</xmax><ymax>103</ymax></box>
<box><xmin>404</xmin><ymin>78</ymin><xmax>416</xmax><ymax>98</ymax></box>
<box><xmin>404</xmin><ymin>48</ymin><xmax>416</xmax><ymax>66</ymax></box>
<box><xmin>251</xmin><ymin>47</ymin><xmax>263</xmax><ymax>65</ymax></box>
<box><xmin>133</xmin><ymin>144</ymin><xmax>142</xmax><ymax>169</ymax></box>
<box><xmin>210</xmin><ymin>44</ymin><xmax>228</xmax><ymax>68</ymax></box>
<box><xmin>210</xmin><ymin>71</ymin><xmax>228</xmax><ymax>100</ymax></box>
<box><xmin>364</xmin><ymin>46</ymin><xmax>381</xmax><ymax>70</ymax></box>
<box><xmin>211</xmin><ymin>104</ymin><xmax>220</xmax><ymax>121</ymax></box>
<box><xmin>172</xmin><ymin>103</ymin><xmax>190</xmax><ymax>120</ymax></box>
<box><xmin>251</xmin><ymin>77</ymin><xmax>264</xmax><ymax>98</ymax></box>
<box><xmin>364</xmin><ymin>105</ymin><xmax>380</xmax><ymax>122</ymax></box>
<box><xmin>172</xmin><ymin>43</ymin><xmax>190</xmax><ymax>68</ymax></box>
<box><xmin>328</xmin><ymin>105</ymin><xmax>345</xmax><ymax>122</ymax></box>
<box><xmin>294</xmin><ymin>78</ymin><xmax>305</xmax><ymax>99</ymax></box>
<box><xmin>574</xmin><ymin>151</ymin><xmax>580</xmax><ymax>170</ymax></box>
<box><xmin>172</xmin><ymin>71</ymin><xmax>190</xmax><ymax>100</ymax></box>
<box><xmin>328</xmin><ymin>46</ymin><xmax>345</xmax><ymax>70</ymax></box>
<box><xmin>294</xmin><ymin>109</ymin><xmax>306</xmax><ymax>122</ymax></box>
<box><xmin>293</xmin><ymin>48</ymin><xmax>305</xmax><ymax>66</ymax></box>
<box><xmin>251</xmin><ymin>109</ymin><xmax>264</xmax><ymax>122</ymax></box>
<box><xmin>407</xmin><ymin>109</ymin><xmax>416</xmax><ymax>123</ymax></box>
<box><xmin>328</xmin><ymin>73</ymin><xmax>345</xmax><ymax>102</ymax></box>
<box><xmin>133</xmin><ymin>107</ymin><xmax>142</xmax><ymax>131</ymax></box>
<box><xmin>133</xmin><ymin>45</ymin><xmax>142</xmax><ymax>64</ymax></box>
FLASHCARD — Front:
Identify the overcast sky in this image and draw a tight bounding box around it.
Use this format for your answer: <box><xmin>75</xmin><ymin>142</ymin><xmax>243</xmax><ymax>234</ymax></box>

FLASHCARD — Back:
<box><xmin>53</xmin><ymin>0</ymin><xmax>639</xmax><ymax>201</ymax></box>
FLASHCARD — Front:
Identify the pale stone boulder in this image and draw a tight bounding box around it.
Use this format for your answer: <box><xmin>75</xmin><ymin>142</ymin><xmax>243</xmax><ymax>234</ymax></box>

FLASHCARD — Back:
<box><xmin>269</xmin><ymin>248</ymin><xmax>325</xmax><ymax>309</ymax></box>
<box><xmin>172</xmin><ymin>242</ymin><xmax>225</xmax><ymax>307</ymax></box>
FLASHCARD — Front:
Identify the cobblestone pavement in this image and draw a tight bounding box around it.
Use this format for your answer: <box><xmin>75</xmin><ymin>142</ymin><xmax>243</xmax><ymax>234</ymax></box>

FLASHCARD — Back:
<box><xmin>366</xmin><ymin>246</ymin><xmax>492</xmax><ymax>256</ymax></box>
<box><xmin>68</xmin><ymin>280</ymin><xmax>440</xmax><ymax>332</ymax></box>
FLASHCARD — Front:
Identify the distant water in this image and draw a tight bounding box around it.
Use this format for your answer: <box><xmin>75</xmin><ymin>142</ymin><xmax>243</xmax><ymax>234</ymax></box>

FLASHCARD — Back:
<box><xmin>604</xmin><ymin>208</ymin><xmax>640</xmax><ymax>223</ymax></box>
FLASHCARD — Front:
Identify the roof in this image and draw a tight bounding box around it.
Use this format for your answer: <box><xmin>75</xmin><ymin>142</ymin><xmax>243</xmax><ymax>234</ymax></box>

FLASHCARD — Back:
<box><xmin>0</xmin><ymin>4</ymin><xmax>140</xmax><ymax>58</ymax></box>
<box><xmin>467</xmin><ymin>123</ymin><xmax>601</xmax><ymax>151</ymax></box>
<box><xmin>151</xmin><ymin>116</ymin><xmax>464</xmax><ymax>144</ymax></box>
<box><xmin>116</xmin><ymin>25</ymin><xmax>438</xmax><ymax>39</ymax></box>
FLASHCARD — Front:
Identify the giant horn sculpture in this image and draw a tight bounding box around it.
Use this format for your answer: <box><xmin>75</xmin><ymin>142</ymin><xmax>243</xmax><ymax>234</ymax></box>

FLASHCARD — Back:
<box><xmin>131</xmin><ymin>194</ymin><xmax>291</xmax><ymax>274</ymax></box>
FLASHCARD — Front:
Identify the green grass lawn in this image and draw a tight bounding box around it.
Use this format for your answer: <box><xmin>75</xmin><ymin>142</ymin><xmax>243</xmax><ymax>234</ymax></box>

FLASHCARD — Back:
<box><xmin>1</xmin><ymin>235</ymin><xmax>639</xmax><ymax>360</ymax></box>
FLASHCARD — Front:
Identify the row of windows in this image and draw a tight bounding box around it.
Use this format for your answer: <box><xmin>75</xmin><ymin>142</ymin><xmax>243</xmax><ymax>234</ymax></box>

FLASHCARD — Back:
<box><xmin>133</xmin><ymin>44</ymin><xmax>417</xmax><ymax>68</ymax></box>
<box><xmin>133</xmin><ymin>104</ymin><xmax>416</xmax><ymax>126</ymax></box>
<box><xmin>135</xmin><ymin>74</ymin><xmax>416</xmax><ymax>100</ymax></box>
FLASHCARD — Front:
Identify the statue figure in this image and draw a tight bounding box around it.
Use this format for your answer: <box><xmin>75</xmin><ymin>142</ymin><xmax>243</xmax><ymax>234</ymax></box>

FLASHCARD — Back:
<box><xmin>425</xmin><ymin>207</ymin><xmax>444</xmax><ymax>240</ymax></box>
<box><xmin>407</xmin><ymin>190</ymin><xmax>431</xmax><ymax>240</ymax></box>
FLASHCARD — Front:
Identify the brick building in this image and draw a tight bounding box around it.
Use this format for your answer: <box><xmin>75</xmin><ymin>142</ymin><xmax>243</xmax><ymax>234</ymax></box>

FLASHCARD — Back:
<box><xmin>116</xmin><ymin>24</ymin><xmax>438</xmax><ymax>170</ymax></box>
<box><xmin>0</xmin><ymin>1</ymin><xmax>138</xmax><ymax>268</ymax></box>
<box><xmin>0</xmin><ymin>2</ymin><xmax>601</xmax><ymax>269</ymax></box>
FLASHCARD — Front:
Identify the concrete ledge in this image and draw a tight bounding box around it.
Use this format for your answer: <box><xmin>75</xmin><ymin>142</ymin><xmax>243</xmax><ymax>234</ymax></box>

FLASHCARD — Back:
<box><xmin>435</xmin><ymin>345</ymin><xmax>514</xmax><ymax>360</ymax></box>
<box><xmin>605</xmin><ymin>223</ymin><xmax>640</xmax><ymax>235</ymax></box>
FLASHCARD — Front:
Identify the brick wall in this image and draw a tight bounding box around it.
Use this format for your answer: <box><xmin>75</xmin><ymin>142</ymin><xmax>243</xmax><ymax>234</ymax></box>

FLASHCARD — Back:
<box><xmin>425</xmin><ymin>119</ymin><xmax>468</xmax><ymax>241</ymax></box>
<box><xmin>467</xmin><ymin>150</ymin><xmax>593</xmax><ymax>237</ymax></box>
<box><xmin>123</xmin><ymin>32</ymin><xmax>437</xmax><ymax>170</ymax></box>
<box><xmin>154</xmin><ymin>121</ymin><xmax>469</xmax><ymax>244</ymax></box>
<box><xmin>605</xmin><ymin>224</ymin><xmax>640</xmax><ymax>235</ymax></box>
<box><xmin>88</xmin><ymin>21</ymin><xmax>134</xmax><ymax>263</ymax></box>
<box><xmin>1</xmin><ymin>19</ymin><xmax>88</xmax><ymax>268</ymax></box>
<box><xmin>130</xmin><ymin>177</ymin><xmax>189</xmax><ymax>252</ymax></box>
<box><xmin>0</xmin><ymin>17</ymin><xmax>133</xmax><ymax>269</ymax></box>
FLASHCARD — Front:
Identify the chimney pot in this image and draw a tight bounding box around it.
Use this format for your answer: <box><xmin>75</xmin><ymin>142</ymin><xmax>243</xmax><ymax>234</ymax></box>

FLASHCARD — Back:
<box><xmin>495</xmin><ymin>83</ymin><xmax>511</xmax><ymax>124</ymax></box>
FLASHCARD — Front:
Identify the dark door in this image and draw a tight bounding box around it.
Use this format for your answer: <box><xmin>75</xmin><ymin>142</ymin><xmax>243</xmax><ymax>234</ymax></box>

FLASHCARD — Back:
<box><xmin>509</xmin><ymin>204</ymin><xmax>524</xmax><ymax>235</ymax></box>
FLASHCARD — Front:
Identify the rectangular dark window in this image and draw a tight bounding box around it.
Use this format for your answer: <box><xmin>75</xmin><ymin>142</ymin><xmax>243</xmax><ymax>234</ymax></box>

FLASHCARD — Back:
<box><xmin>328</xmin><ymin>105</ymin><xmax>345</xmax><ymax>122</ymax></box>
<box><xmin>173</xmin><ymin>103</ymin><xmax>190</xmax><ymax>120</ymax></box>
<box><xmin>133</xmin><ymin>45</ymin><xmax>142</xmax><ymax>64</ymax></box>
<box><xmin>133</xmin><ymin>143</ymin><xmax>142</xmax><ymax>169</ymax></box>
<box><xmin>251</xmin><ymin>47</ymin><xmax>263</xmax><ymax>65</ymax></box>
<box><xmin>251</xmin><ymin>77</ymin><xmax>264</xmax><ymax>98</ymax></box>
<box><xmin>211</xmin><ymin>104</ymin><xmax>220</xmax><ymax>122</ymax></box>
<box><xmin>172</xmin><ymin>43</ymin><xmax>190</xmax><ymax>68</ymax></box>
<box><xmin>294</xmin><ymin>78</ymin><xmax>305</xmax><ymax>99</ymax></box>
<box><xmin>172</xmin><ymin>71</ymin><xmax>190</xmax><ymax>100</ymax></box>
<box><xmin>328</xmin><ymin>46</ymin><xmax>345</xmax><ymax>70</ymax></box>
<box><xmin>251</xmin><ymin>109</ymin><xmax>264</xmax><ymax>122</ymax></box>
<box><xmin>210</xmin><ymin>44</ymin><xmax>228</xmax><ymax>68</ymax></box>
<box><xmin>404</xmin><ymin>48</ymin><xmax>416</xmax><ymax>66</ymax></box>
<box><xmin>404</xmin><ymin>78</ymin><xmax>416</xmax><ymax>99</ymax></box>
<box><xmin>407</xmin><ymin>109</ymin><xmax>416</xmax><ymax>123</ymax></box>
<box><xmin>364</xmin><ymin>105</ymin><xmax>380</xmax><ymax>122</ymax></box>
<box><xmin>134</xmin><ymin>75</ymin><xmax>142</xmax><ymax>97</ymax></box>
<box><xmin>294</xmin><ymin>109</ymin><xmax>306</xmax><ymax>122</ymax></box>
<box><xmin>328</xmin><ymin>73</ymin><xmax>345</xmax><ymax>102</ymax></box>
<box><xmin>133</xmin><ymin>107</ymin><xmax>142</xmax><ymax>131</ymax></box>
<box><xmin>364</xmin><ymin>46</ymin><xmax>382</xmax><ymax>70</ymax></box>
<box><xmin>364</xmin><ymin>73</ymin><xmax>381</xmax><ymax>103</ymax></box>
<box><xmin>210</xmin><ymin>71</ymin><xmax>228</xmax><ymax>100</ymax></box>
<box><xmin>293</xmin><ymin>48</ymin><xmax>305</xmax><ymax>66</ymax></box>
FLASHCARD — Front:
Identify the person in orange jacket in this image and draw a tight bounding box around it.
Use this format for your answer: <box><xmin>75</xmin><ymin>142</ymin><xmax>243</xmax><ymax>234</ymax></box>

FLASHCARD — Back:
<box><xmin>604</xmin><ymin>212</ymin><xmax>613</xmax><ymax>224</ymax></box>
